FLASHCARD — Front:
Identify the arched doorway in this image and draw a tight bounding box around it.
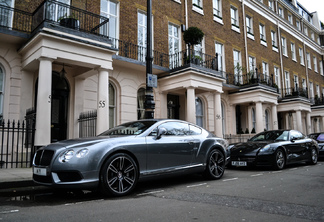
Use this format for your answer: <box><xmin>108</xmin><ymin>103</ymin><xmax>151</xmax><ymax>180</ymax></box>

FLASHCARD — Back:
<box><xmin>35</xmin><ymin>72</ymin><xmax>70</xmax><ymax>142</ymax></box>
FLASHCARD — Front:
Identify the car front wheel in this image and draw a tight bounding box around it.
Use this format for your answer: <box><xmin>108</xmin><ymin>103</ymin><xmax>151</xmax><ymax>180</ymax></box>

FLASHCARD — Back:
<box><xmin>273</xmin><ymin>148</ymin><xmax>285</xmax><ymax>170</ymax></box>
<box><xmin>204</xmin><ymin>149</ymin><xmax>225</xmax><ymax>180</ymax></box>
<box><xmin>100</xmin><ymin>153</ymin><xmax>138</xmax><ymax>196</ymax></box>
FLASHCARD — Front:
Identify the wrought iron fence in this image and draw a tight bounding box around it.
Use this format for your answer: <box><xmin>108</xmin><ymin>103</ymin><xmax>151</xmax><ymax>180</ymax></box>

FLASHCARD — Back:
<box><xmin>0</xmin><ymin>4</ymin><xmax>32</xmax><ymax>32</ymax></box>
<box><xmin>226</xmin><ymin>70</ymin><xmax>275</xmax><ymax>87</ymax></box>
<box><xmin>78</xmin><ymin>110</ymin><xmax>97</xmax><ymax>138</ymax></box>
<box><xmin>224</xmin><ymin>134</ymin><xmax>252</xmax><ymax>144</ymax></box>
<box><xmin>0</xmin><ymin>119</ymin><xmax>35</xmax><ymax>168</ymax></box>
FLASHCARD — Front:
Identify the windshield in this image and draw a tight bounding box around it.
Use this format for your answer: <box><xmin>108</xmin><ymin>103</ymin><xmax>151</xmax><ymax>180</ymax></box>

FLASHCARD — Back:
<box><xmin>99</xmin><ymin>120</ymin><xmax>157</xmax><ymax>136</ymax></box>
<box><xmin>250</xmin><ymin>131</ymin><xmax>289</xmax><ymax>141</ymax></box>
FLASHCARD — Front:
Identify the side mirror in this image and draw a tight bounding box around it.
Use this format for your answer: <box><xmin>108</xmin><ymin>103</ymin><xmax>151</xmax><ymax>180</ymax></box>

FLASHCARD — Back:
<box><xmin>156</xmin><ymin>127</ymin><xmax>167</xmax><ymax>139</ymax></box>
<box><xmin>290</xmin><ymin>137</ymin><xmax>297</xmax><ymax>142</ymax></box>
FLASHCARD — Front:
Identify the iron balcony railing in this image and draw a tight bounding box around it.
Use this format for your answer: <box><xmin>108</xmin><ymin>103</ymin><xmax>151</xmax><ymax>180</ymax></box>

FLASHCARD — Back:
<box><xmin>310</xmin><ymin>95</ymin><xmax>324</xmax><ymax>105</ymax></box>
<box><xmin>226</xmin><ymin>71</ymin><xmax>275</xmax><ymax>88</ymax></box>
<box><xmin>0</xmin><ymin>4</ymin><xmax>32</xmax><ymax>33</ymax></box>
<box><xmin>279</xmin><ymin>87</ymin><xmax>308</xmax><ymax>98</ymax></box>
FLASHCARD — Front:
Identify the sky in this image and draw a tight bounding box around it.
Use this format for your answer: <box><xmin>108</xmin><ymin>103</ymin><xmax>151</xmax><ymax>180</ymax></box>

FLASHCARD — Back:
<box><xmin>297</xmin><ymin>0</ymin><xmax>324</xmax><ymax>23</ymax></box>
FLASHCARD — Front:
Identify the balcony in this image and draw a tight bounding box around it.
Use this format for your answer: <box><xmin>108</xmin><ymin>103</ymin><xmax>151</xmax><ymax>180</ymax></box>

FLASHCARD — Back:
<box><xmin>0</xmin><ymin>0</ymin><xmax>110</xmax><ymax>42</ymax></box>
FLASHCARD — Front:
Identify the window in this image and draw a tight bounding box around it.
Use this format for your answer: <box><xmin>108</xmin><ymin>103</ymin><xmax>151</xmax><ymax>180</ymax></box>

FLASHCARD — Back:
<box><xmin>309</xmin><ymin>82</ymin><xmax>314</xmax><ymax>98</ymax></box>
<box><xmin>0</xmin><ymin>65</ymin><xmax>4</xmax><ymax>117</ymax></box>
<box><xmin>194</xmin><ymin>40</ymin><xmax>204</xmax><ymax>59</ymax></box>
<box><xmin>137</xmin><ymin>88</ymin><xmax>145</xmax><ymax>120</ymax></box>
<box><xmin>296</xmin><ymin>20</ymin><xmax>300</xmax><ymax>30</ymax></box>
<box><xmin>213</xmin><ymin>0</ymin><xmax>222</xmax><ymax>19</ymax></box>
<box><xmin>291</xmin><ymin>42</ymin><xmax>296</xmax><ymax>61</ymax></box>
<box><xmin>320</xmin><ymin>60</ymin><xmax>324</xmax><ymax>75</ymax></box>
<box><xmin>0</xmin><ymin>0</ymin><xmax>14</xmax><ymax>28</ymax></box>
<box><xmin>265</xmin><ymin>110</ymin><xmax>269</xmax><ymax>130</ymax></box>
<box><xmin>193</xmin><ymin>0</ymin><xmax>203</xmax><ymax>8</ymax></box>
<box><xmin>306</xmin><ymin>52</ymin><xmax>311</xmax><ymax>69</ymax></box>
<box><xmin>246</xmin><ymin>16</ymin><xmax>253</xmax><ymax>35</ymax></box>
<box><xmin>138</xmin><ymin>11</ymin><xmax>147</xmax><ymax>63</ymax></box>
<box><xmin>109</xmin><ymin>83</ymin><xmax>116</xmax><ymax>128</ymax></box>
<box><xmin>195</xmin><ymin>97</ymin><xmax>204</xmax><ymax>127</ymax></box>
<box><xmin>314</xmin><ymin>57</ymin><xmax>318</xmax><ymax>72</ymax></box>
<box><xmin>299</xmin><ymin>47</ymin><xmax>304</xmax><ymax>65</ymax></box>
<box><xmin>302</xmin><ymin>78</ymin><xmax>306</xmax><ymax>91</ymax></box>
<box><xmin>274</xmin><ymin>66</ymin><xmax>281</xmax><ymax>90</ymax></box>
<box><xmin>268</xmin><ymin>0</ymin><xmax>274</xmax><ymax>10</ymax></box>
<box><xmin>316</xmin><ymin>85</ymin><xmax>320</xmax><ymax>97</ymax></box>
<box><xmin>311</xmin><ymin>31</ymin><xmax>315</xmax><ymax>41</ymax></box>
<box><xmin>288</xmin><ymin>14</ymin><xmax>292</xmax><ymax>24</ymax></box>
<box><xmin>285</xmin><ymin>71</ymin><xmax>290</xmax><ymax>94</ymax></box>
<box><xmin>271</xmin><ymin>30</ymin><xmax>277</xmax><ymax>47</ymax></box>
<box><xmin>158</xmin><ymin>122</ymin><xmax>189</xmax><ymax>136</ymax></box>
<box><xmin>249</xmin><ymin>56</ymin><xmax>256</xmax><ymax>74</ymax></box>
<box><xmin>281</xmin><ymin>37</ymin><xmax>287</xmax><ymax>56</ymax></box>
<box><xmin>215</xmin><ymin>42</ymin><xmax>224</xmax><ymax>71</ymax></box>
<box><xmin>101</xmin><ymin>0</ymin><xmax>118</xmax><ymax>40</ymax></box>
<box><xmin>262</xmin><ymin>61</ymin><xmax>269</xmax><ymax>82</ymax></box>
<box><xmin>304</xmin><ymin>26</ymin><xmax>308</xmax><ymax>36</ymax></box>
<box><xmin>231</xmin><ymin>6</ymin><xmax>239</xmax><ymax>28</ymax></box>
<box><xmin>233</xmin><ymin>50</ymin><xmax>242</xmax><ymax>84</ymax></box>
<box><xmin>278</xmin><ymin>7</ymin><xmax>283</xmax><ymax>18</ymax></box>
<box><xmin>259</xmin><ymin>23</ymin><xmax>266</xmax><ymax>42</ymax></box>
<box><xmin>293</xmin><ymin>75</ymin><xmax>299</xmax><ymax>90</ymax></box>
<box><xmin>169</xmin><ymin>23</ymin><xmax>180</xmax><ymax>68</ymax></box>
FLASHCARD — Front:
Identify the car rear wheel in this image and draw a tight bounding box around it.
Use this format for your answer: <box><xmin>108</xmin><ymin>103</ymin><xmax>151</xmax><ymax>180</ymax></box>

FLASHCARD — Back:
<box><xmin>204</xmin><ymin>149</ymin><xmax>225</xmax><ymax>180</ymax></box>
<box><xmin>100</xmin><ymin>153</ymin><xmax>138</xmax><ymax>196</ymax></box>
<box><xmin>307</xmin><ymin>148</ymin><xmax>318</xmax><ymax>165</ymax></box>
<box><xmin>273</xmin><ymin>149</ymin><xmax>285</xmax><ymax>170</ymax></box>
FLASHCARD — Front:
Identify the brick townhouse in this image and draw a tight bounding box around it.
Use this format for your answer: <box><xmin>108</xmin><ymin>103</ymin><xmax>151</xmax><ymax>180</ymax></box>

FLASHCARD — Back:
<box><xmin>0</xmin><ymin>0</ymin><xmax>323</xmax><ymax>148</ymax></box>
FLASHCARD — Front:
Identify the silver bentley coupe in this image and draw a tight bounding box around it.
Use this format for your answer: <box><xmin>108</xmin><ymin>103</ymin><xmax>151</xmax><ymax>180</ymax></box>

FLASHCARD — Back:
<box><xmin>33</xmin><ymin>119</ymin><xmax>229</xmax><ymax>196</ymax></box>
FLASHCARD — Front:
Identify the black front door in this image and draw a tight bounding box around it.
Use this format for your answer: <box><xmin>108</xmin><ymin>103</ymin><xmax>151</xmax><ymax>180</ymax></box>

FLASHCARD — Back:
<box><xmin>51</xmin><ymin>73</ymin><xmax>69</xmax><ymax>142</ymax></box>
<box><xmin>167</xmin><ymin>94</ymin><xmax>180</xmax><ymax>119</ymax></box>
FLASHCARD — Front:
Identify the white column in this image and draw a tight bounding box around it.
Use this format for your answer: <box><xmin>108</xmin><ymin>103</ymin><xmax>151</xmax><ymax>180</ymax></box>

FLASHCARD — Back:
<box><xmin>296</xmin><ymin>110</ymin><xmax>302</xmax><ymax>132</ymax></box>
<box><xmin>35</xmin><ymin>57</ymin><xmax>53</xmax><ymax>146</ymax></box>
<box><xmin>272</xmin><ymin>105</ymin><xmax>278</xmax><ymax>130</ymax></box>
<box><xmin>286</xmin><ymin>113</ymin><xmax>290</xmax><ymax>129</ymax></box>
<box><xmin>186</xmin><ymin>87</ymin><xmax>196</xmax><ymax>124</ymax></box>
<box><xmin>160</xmin><ymin>92</ymin><xmax>168</xmax><ymax>118</ymax></box>
<box><xmin>255</xmin><ymin>102</ymin><xmax>263</xmax><ymax>133</ymax></box>
<box><xmin>306</xmin><ymin>112</ymin><xmax>312</xmax><ymax>134</ymax></box>
<box><xmin>214</xmin><ymin>91</ymin><xmax>223</xmax><ymax>137</ymax></box>
<box><xmin>230</xmin><ymin>104</ymin><xmax>236</xmax><ymax>135</ymax></box>
<box><xmin>321</xmin><ymin>116</ymin><xmax>324</xmax><ymax>132</ymax></box>
<box><xmin>96</xmin><ymin>68</ymin><xmax>109</xmax><ymax>135</ymax></box>
<box><xmin>73</xmin><ymin>77</ymin><xmax>85</xmax><ymax>138</ymax></box>
<box><xmin>247</xmin><ymin>106</ymin><xmax>252</xmax><ymax>133</ymax></box>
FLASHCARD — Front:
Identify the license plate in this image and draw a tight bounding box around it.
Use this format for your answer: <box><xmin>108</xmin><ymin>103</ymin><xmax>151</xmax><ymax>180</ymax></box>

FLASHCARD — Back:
<box><xmin>33</xmin><ymin>167</ymin><xmax>47</xmax><ymax>176</ymax></box>
<box><xmin>231</xmin><ymin>161</ymin><xmax>247</xmax><ymax>166</ymax></box>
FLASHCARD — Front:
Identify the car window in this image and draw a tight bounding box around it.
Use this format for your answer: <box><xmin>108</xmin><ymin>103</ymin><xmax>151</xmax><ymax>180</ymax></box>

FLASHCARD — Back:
<box><xmin>189</xmin><ymin>125</ymin><xmax>202</xmax><ymax>135</ymax></box>
<box><xmin>99</xmin><ymin>121</ymin><xmax>157</xmax><ymax>136</ymax></box>
<box><xmin>317</xmin><ymin>133</ymin><xmax>324</xmax><ymax>142</ymax></box>
<box><xmin>157</xmin><ymin>122</ymin><xmax>190</xmax><ymax>136</ymax></box>
<box><xmin>290</xmin><ymin>130</ymin><xmax>304</xmax><ymax>140</ymax></box>
<box><xmin>250</xmin><ymin>131</ymin><xmax>289</xmax><ymax>141</ymax></box>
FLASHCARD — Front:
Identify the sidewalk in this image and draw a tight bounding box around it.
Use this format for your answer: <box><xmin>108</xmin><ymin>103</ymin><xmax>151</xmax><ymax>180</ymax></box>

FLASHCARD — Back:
<box><xmin>0</xmin><ymin>168</ymin><xmax>34</xmax><ymax>189</ymax></box>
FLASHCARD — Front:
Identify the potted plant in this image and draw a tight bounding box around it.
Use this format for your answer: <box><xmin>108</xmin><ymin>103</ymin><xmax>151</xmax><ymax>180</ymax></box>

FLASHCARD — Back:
<box><xmin>183</xmin><ymin>27</ymin><xmax>204</xmax><ymax>63</ymax></box>
<box><xmin>58</xmin><ymin>13</ymin><xmax>79</xmax><ymax>30</ymax></box>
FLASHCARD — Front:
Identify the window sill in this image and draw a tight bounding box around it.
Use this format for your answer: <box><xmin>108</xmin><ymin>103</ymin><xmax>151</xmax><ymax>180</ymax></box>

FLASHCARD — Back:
<box><xmin>193</xmin><ymin>6</ymin><xmax>204</xmax><ymax>15</ymax></box>
<box><xmin>231</xmin><ymin>25</ymin><xmax>240</xmax><ymax>33</ymax></box>
<box><xmin>272</xmin><ymin>46</ymin><xmax>278</xmax><ymax>52</ymax></box>
<box><xmin>247</xmin><ymin>33</ymin><xmax>255</xmax><ymax>40</ymax></box>
<box><xmin>214</xmin><ymin>16</ymin><xmax>223</xmax><ymax>25</ymax></box>
<box><xmin>172</xmin><ymin>0</ymin><xmax>181</xmax><ymax>4</ymax></box>
<box><xmin>261</xmin><ymin>40</ymin><xmax>267</xmax><ymax>47</ymax></box>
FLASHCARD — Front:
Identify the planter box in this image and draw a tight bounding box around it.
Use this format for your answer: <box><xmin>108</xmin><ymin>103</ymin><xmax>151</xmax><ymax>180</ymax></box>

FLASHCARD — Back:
<box><xmin>59</xmin><ymin>18</ymin><xmax>79</xmax><ymax>30</ymax></box>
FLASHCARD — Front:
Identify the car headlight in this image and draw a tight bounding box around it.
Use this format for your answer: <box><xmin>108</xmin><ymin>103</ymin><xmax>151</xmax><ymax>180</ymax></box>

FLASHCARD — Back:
<box><xmin>259</xmin><ymin>145</ymin><xmax>271</xmax><ymax>152</ymax></box>
<box><xmin>59</xmin><ymin>150</ymin><xmax>74</xmax><ymax>163</ymax></box>
<box><xmin>76</xmin><ymin>148</ymin><xmax>89</xmax><ymax>158</ymax></box>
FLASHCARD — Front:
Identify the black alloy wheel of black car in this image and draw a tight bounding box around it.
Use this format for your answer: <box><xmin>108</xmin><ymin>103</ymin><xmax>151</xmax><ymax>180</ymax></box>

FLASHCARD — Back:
<box><xmin>273</xmin><ymin>148</ymin><xmax>286</xmax><ymax>170</ymax></box>
<box><xmin>204</xmin><ymin>149</ymin><xmax>225</xmax><ymax>179</ymax></box>
<box><xmin>308</xmin><ymin>148</ymin><xmax>318</xmax><ymax>165</ymax></box>
<box><xmin>100</xmin><ymin>153</ymin><xmax>139</xmax><ymax>196</ymax></box>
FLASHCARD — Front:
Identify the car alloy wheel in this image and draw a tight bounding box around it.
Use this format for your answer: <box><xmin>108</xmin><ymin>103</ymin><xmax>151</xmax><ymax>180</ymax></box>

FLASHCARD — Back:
<box><xmin>204</xmin><ymin>149</ymin><xmax>225</xmax><ymax>179</ymax></box>
<box><xmin>273</xmin><ymin>149</ymin><xmax>285</xmax><ymax>170</ymax></box>
<box><xmin>100</xmin><ymin>153</ymin><xmax>138</xmax><ymax>196</ymax></box>
<box><xmin>308</xmin><ymin>148</ymin><xmax>318</xmax><ymax>165</ymax></box>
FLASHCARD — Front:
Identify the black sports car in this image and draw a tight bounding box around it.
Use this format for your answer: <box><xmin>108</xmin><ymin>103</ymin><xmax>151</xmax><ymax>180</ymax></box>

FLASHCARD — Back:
<box><xmin>308</xmin><ymin>132</ymin><xmax>324</xmax><ymax>158</ymax></box>
<box><xmin>33</xmin><ymin>119</ymin><xmax>229</xmax><ymax>196</ymax></box>
<box><xmin>229</xmin><ymin>130</ymin><xmax>319</xmax><ymax>170</ymax></box>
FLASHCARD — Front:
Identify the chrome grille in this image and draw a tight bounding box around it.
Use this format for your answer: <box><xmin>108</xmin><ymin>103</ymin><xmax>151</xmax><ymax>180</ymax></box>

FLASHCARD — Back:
<box><xmin>34</xmin><ymin>150</ymin><xmax>54</xmax><ymax>166</ymax></box>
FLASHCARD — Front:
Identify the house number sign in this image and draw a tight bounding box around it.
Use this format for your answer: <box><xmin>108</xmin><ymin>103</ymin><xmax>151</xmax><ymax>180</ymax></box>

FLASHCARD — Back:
<box><xmin>99</xmin><ymin>100</ymin><xmax>106</xmax><ymax>108</ymax></box>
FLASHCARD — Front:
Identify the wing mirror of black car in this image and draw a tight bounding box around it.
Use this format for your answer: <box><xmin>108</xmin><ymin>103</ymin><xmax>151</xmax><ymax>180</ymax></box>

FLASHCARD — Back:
<box><xmin>156</xmin><ymin>127</ymin><xmax>167</xmax><ymax>140</ymax></box>
<box><xmin>290</xmin><ymin>137</ymin><xmax>297</xmax><ymax>142</ymax></box>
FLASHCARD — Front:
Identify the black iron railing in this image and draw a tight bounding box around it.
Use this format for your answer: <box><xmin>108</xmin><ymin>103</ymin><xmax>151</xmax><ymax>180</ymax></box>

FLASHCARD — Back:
<box><xmin>311</xmin><ymin>95</ymin><xmax>324</xmax><ymax>105</ymax></box>
<box><xmin>0</xmin><ymin>5</ymin><xmax>32</xmax><ymax>33</ymax></box>
<box><xmin>111</xmin><ymin>38</ymin><xmax>169</xmax><ymax>68</ymax></box>
<box><xmin>226</xmin><ymin>71</ymin><xmax>275</xmax><ymax>88</ymax></box>
<box><xmin>169</xmin><ymin>49</ymin><xmax>219</xmax><ymax>71</ymax></box>
<box><xmin>78</xmin><ymin>110</ymin><xmax>97</xmax><ymax>138</ymax></box>
<box><xmin>0</xmin><ymin>119</ymin><xmax>35</xmax><ymax>168</ymax></box>
<box><xmin>279</xmin><ymin>87</ymin><xmax>308</xmax><ymax>98</ymax></box>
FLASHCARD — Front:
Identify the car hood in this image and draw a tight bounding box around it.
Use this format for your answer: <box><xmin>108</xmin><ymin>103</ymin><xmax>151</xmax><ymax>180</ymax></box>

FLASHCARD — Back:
<box><xmin>230</xmin><ymin>141</ymin><xmax>273</xmax><ymax>155</ymax></box>
<box><xmin>42</xmin><ymin>135</ymin><xmax>137</xmax><ymax>150</ymax></box>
